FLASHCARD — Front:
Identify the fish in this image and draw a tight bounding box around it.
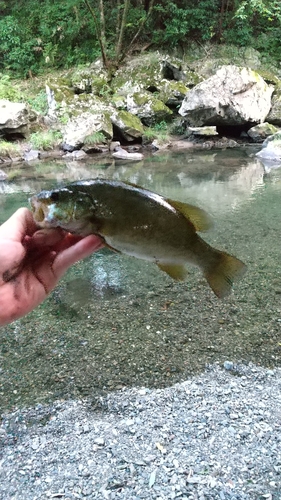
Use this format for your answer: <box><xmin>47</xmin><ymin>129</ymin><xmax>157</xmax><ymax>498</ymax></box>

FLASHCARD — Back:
<box><xmin>30</xmin><ymin>178</ymin><xmax>246</xmax><ymax>298</ymax></box>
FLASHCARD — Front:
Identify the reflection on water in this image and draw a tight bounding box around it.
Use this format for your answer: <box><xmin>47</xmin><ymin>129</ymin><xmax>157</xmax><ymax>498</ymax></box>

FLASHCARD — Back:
<box><xmin>1</xmin><ymin>148</ymin><xmax>281</xmax><ymax>410</ymax></box>
<box><xmin>0</xmin><ymin>148</ymin><xmax>268</xmax><ymax>221</ymax></box>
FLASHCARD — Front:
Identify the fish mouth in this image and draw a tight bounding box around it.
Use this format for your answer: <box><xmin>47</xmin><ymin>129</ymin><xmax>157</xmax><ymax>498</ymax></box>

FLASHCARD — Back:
<box><xmin>30</xmin><ymin>196</ymin><xmax>54</xmax><ymax>227</ymax></box>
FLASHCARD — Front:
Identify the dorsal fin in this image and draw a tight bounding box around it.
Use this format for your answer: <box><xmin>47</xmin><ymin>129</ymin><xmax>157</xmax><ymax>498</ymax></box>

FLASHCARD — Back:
<box><xmin>167</xmin><ymin>199</ymin><xmax>213</xmax><ymax>232</ymax></box>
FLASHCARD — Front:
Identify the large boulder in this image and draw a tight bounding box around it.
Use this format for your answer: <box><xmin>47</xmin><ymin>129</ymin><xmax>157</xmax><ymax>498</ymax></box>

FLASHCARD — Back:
<box><xmin>266</xmin><ymin>92</ymin><xmax>281</xmax><ymax>126</ymax></box>
<box><xmin>62</xmin><ymin>111</ymin><xmax>113</xmax><ymax>151</ymax></box>
<box><xmin>0</xmin><ymin>99</ymin><xmax>37</xmax><ymax>136</ymax></box>
<box><xmin>45</xmin><ymin>80</ymin><xmax>114</xmax><ymax>121</ymax></box>
<box><xmin>111</xmin><ymin>53</ymin><xmax>199</xmax><ymax>114</ymax></box>
<box><xmin>65</xmin><ymin>61</ymin><xmax>109</xmax><ymax>95</ymax></box>
<box><xmin>157</xmin><ymin>80</ymin><xmax>190</xmax><ymax>108</ymax></box>
<box><xmin>110</xmin><ymin>110</ymin><xmax>144</xmax><ymax>141</ymax></box>
<box><xmin>127</xmin><ymin>92</ymin><xmax>173</xmax><ymax>126</ymax></box>
<box><xmin>112</xmin><ymin>53</ymin><xmax>200</xmax><ymax>94</ymax></box>
<box><xmin>179</xmin><ymin>66</ymin><xmax>274</xmax><ymax>127</ymax></box>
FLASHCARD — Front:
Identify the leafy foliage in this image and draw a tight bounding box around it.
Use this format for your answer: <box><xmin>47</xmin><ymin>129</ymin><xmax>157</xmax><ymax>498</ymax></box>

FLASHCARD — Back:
<box><xmin>27</xmin><ymin>90</ymin><xmax>48</xmax><ymax>114</ymax></box>
<box><xmin>0</xmin><ymin>0</ymin><xmax>280</xmax><ymax>76</ymax></box>
<box><xmin>143</xmin><ymin>121</ymin><xmax>171</xmax><ymax>143</ymax></box>
<box><xmin>0</xmin><ymin>1</ymin><xmax>99</xmax><ymax>76</ymax></box>
<box><xmin>0</xmin><ymin>139</ymin><xmax>20</xmax><ymax>157</ymax></box>
<box><xmin>29</xmin><ymin>130</ymin><xmax>62</xmax><ymax>150</ymax></box>
<box><xmin>0</xmin><ymin>74</ymin><xmax>22</xmax><ymax>100</ymax></box>
<box><xmin>152</xmin><ymin>1</ymin><xmax>220</xmax><ymax>47</ymax></box>
<box><xmin>84</xmin><ymin>131</ymin><xmax>107</xmax><ymax>144</ymax></box>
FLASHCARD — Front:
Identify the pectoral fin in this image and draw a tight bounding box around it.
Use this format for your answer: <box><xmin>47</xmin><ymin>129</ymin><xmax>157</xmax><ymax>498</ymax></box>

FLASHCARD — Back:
<box><xmin>157</xmin><ymin>263</ymin><xmax>188</xmax><ymax>281</ymax></box>
<box><xmin>167</xmin><ymin>199</ymin><xmax>213</xmax><ymax>232</ymax></box>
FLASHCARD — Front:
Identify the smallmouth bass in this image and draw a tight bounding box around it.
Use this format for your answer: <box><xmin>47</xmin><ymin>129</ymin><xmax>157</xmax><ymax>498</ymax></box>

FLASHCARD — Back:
<box><xmin>30</xmin><ymin>179</ymin><xmax>246</xmax><ymax>298</ymax></box>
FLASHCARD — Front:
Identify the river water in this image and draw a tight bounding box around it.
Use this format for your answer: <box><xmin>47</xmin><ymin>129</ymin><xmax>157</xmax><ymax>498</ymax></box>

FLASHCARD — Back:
<box><xmin>0</xmin><ymin>147</ymin><xmax>281</xmax><ymax>410</ymax></box>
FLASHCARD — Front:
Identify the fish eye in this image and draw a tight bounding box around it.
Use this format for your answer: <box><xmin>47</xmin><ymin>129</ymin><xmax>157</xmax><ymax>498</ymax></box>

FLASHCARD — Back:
<box><xmin>50</xmin><ymin>192</ymin><xmax>60</xmax><ymax>202</ymax></box>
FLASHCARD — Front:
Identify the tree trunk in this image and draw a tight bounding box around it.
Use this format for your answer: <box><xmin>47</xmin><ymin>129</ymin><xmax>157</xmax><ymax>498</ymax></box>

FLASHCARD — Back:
<box><xmin>116</xmin><ymin>0</ymin><xmax>130</xmax><ymax>60</ymax></box>
<box><xmin>83</xmin><ymin>0</ymin><xmax>109</xmax><ymax>69</ymax></box>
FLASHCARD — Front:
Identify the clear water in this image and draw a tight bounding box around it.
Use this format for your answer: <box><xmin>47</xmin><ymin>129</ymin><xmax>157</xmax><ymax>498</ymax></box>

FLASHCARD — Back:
<box><xmin>1</xmin><ymin>148</ymin><xmax>281</xmax><ymax>410</ymax></box>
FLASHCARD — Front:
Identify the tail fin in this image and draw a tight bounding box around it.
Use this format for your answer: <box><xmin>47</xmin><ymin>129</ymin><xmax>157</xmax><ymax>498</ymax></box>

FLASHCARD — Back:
<box><xmin>204</xmin><ymin>251</ymin><xmax>246</xmax><ymax>298</ymax></box>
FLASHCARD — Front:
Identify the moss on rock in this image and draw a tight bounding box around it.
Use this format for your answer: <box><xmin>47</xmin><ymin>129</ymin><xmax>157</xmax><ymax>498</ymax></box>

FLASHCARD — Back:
<box><xmin>127</xmin><ymin>91</ymin><xmax>173</xmax><ymax>126</ymax></box>
<box><xmin>111</xmin><ymin>110</ymin><xmax>144</xmax><ymax>141</ymax></box>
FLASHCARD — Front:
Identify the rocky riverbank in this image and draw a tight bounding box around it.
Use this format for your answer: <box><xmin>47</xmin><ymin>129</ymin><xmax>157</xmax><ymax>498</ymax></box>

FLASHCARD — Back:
<box><xmin>1</xmin><ymin>46</ymin><xmax>281</xmax><ymax>168</ymax></box>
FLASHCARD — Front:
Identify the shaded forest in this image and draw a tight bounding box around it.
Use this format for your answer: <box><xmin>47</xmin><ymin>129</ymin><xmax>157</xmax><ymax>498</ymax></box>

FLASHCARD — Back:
<box><xmin>0</xmin><ymin>0</ymin><xmax>280</xmax><ymax>76</ymax></box>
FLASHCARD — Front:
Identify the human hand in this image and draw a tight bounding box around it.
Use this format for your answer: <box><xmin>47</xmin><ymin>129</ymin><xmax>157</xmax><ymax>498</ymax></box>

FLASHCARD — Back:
<box><xmin>0</xmin><ymin>208</ymin><xmax>104</xmax><ymax>326</ymax></box>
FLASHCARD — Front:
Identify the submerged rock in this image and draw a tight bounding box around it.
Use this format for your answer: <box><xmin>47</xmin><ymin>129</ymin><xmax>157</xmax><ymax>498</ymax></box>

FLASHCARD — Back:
<box><xmin>0</xmin><ymin>169</ymin><xmax>7</xmax><ymax>181</ymax></box>
<box><xmin>256</xmin><ymin>131</ymin><xmax>281</xmax><ymax>161</ymax></box>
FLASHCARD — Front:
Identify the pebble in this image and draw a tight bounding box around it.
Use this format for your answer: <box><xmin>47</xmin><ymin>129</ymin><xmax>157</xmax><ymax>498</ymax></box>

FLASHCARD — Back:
<box><xmin>0</xmin><ymin>169</ymin><xmax>7</xmax><ymax>180</ymax></box>
<box><xmin>223</xmin><ymin>360</ymin><xmax>234</xmax><ymax>370</ymax></box>
<box><xmin>93</xmin><ymin>437</ymin><xmax>105</xmax><ymax>446</ymax></box>
<box><xmin>1</xmin><ymin>363</ymin><xmax>281</xmax><ymax>499</ymax></box>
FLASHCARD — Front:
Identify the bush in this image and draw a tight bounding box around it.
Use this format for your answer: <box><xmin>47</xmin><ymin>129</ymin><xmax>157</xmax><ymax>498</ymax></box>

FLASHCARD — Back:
<box><xmin>0</xmin><ymin>1</ymin><xmax>280</xmax><ymax>75</ymax></box>
<box><xmin>29</xmin><ymin>130</ymin><xmax>62</xmax><ymax>150</ymax></box>
<box><xmin>0</xmin><ymin>3</ymin><xmax>99</xmax><ymax>76</ymax></box>
<box><xmin>27</xmin><ymin>90</ymin><xmax>48</xmax><ymax>114</ymax></box>
<box><xmin>84</xmin><ymin>131</ymin><xmax>107</xmax><ymax>144</ymax></box>
<box><xmin>0</xmin><ymin>140</ymin><xmax>20</xmax><ymax>157</ymax></box>
<box><xmin>0</xmin><ymin>74</ymin><xmax>22</xmax><ymax>101</ymax></box>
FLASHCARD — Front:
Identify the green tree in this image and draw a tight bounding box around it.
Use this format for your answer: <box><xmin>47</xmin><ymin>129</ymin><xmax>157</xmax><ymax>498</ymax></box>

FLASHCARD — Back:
<box><xmin>0</xmin><ymin>0</ymin><xmax>280</xmax><ymax>76</ymax></box>
<box><xmin>82</xmin><ymin>0</ymin><xmax>155</xmax><ymax>76</ymax></box>
<box><xmin>0</xmin><ymin>0</ymin><xmax>99</xmax><ymax>75</ymax></box>
<box><xmin>222</xmin><ymin>0</ymin><xmax>281</xmax><ymax>56</ymax></box>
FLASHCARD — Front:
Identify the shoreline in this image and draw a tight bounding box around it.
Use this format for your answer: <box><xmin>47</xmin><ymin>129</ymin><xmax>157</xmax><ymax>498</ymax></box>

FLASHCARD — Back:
<box><xmin>1</xmin><ymin>362</ymin><xmax>280</xmax><ymax>499</ymax></box>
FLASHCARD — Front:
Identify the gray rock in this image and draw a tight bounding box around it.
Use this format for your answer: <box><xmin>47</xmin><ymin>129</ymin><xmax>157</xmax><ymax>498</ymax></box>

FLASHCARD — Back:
<box><xmin>62</xmin><ymin>150</ymin><xmax>87</xmax><ymax>160</ymax></box>
<box><xmin>247</xmin><ymin>122</ymin><xmax>280</xmax><ymax>142</ymax></box>
<box><xmin>110</xmin><ymin>110</ymin><xmax>144</xmax><ymax>141</ymax></box>
<box><xmin>127</xmin><ymin>91</ymin><xmax>173</xmax><ymax>126</ymax></box>
<box><xmin>185</xmin><ymin>126</ymin><xmax>218</xmax><ymax>137</ymax></box>
<box><xmin>256</xmin><ymin>131</ymin><xmax>281</xmax><ymax>161</ymax></box>
<box><xmin>223</xmin><ymin>361</ymin><xmax>234</xmax><ymax>371</ymax></box>
<box><xmin>179</xmin><ymin>65</ymin><xmax>274</xmax><ymax>127</ymax></box>
<box><xmin>266</xmin><ymin>93</ymin><xmax>281</xmax><ymax>126</ymax></box>
<box><xmin>0</xmin><ymin>99</ymin><xmax>33</xmax><ymax>137</ymax></box>
<box><xmin>112</xmin><ymin>147</ymin><xmax>144</xmax><ymax>160</ymax></box>
<box><xmin>24</xmin><ymin>150</ymin><xmax>40</xmax><ymax>162</ymax></box>
<box><xmin>62</xmin><ymin>111</ymin><xmax>113</xmax><ymax>151</ymax></box>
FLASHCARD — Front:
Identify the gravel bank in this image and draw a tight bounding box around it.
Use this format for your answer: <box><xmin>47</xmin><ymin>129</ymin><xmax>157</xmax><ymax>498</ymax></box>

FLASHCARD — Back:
<box><xmin>1</xmin><ymin>362</ymin><xmax>280</xmax><ymax>500</ymax></box>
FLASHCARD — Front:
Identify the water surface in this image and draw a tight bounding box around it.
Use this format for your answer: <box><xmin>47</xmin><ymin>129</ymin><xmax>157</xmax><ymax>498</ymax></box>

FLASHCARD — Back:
<box><xmin>0</xmin><ymin>148</ymin><xmax>280</xmax><ymax>410</ymax></box>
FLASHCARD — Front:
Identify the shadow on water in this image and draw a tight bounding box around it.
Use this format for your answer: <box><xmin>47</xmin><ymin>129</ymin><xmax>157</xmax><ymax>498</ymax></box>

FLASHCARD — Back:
<box><xmin>0</xmin><ymin>148</ymin><xmax>281</xmax><ymax>411</ymax></box>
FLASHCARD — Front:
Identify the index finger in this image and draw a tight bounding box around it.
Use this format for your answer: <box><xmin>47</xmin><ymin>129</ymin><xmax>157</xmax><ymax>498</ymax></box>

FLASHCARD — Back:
<box><xmin>0</xmin><ymin>207</ymin><xmax>38</xmax><ymax>241</ymax></box>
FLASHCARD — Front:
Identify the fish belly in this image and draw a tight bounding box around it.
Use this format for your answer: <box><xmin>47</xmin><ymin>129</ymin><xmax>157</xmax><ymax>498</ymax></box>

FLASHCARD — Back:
<box><xmin>103</xmin><ymin>232</ymin><xmax>199</xmax><ymax>266</ymax></box>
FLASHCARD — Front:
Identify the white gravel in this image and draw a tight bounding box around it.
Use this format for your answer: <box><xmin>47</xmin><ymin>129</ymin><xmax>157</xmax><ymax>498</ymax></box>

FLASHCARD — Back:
<box><xmin>1</xmin><ymin>362</ymin><xmax>281</xmax><ymax>500</ymax></box>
